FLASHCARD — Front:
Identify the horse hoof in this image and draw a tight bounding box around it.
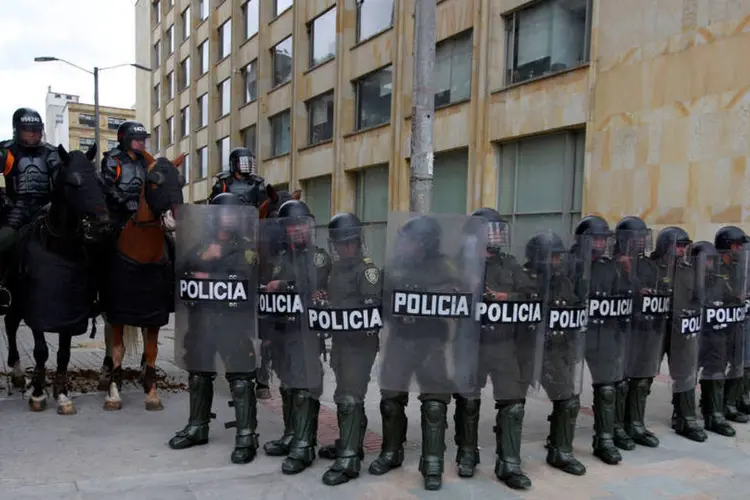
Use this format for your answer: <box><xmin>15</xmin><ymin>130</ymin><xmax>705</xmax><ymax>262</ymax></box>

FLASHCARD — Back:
<box><xmin>145</xmin><ymin>398</ymin><xmax>164</xmax><ymax>412</ymax></box>
<box><xmin>29</xmin><ymin>396</ymin><xmax>47</xmax><ymax>412</ymax></box>
<box><xmin>56</xmin><ymin>395</ymin><xmax>77</xmax><ymax>415</ymax></box>
<box><xmin>104</xmin><ymin>400</ymin><xmax>122</xmax><ymax>411</ymax></box>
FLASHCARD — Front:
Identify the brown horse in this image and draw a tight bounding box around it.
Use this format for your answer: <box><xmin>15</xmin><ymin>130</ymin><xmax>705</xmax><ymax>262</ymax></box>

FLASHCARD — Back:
<box><xmin>103</xmin><ymin>153</ymin><xmax>184</xmax><ymax>411</ymax></box>
<box><xmin>258</xmin><ymin>185</ymin><xmax>301</xmax><ymax>220</ymax></box>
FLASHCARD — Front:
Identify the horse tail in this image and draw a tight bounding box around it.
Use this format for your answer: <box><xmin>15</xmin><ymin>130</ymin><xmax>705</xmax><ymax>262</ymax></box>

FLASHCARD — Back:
<box><xmin>122</xmin><ymin>325</ymin><xmax>142</xmax><ymax>363</ymax></box>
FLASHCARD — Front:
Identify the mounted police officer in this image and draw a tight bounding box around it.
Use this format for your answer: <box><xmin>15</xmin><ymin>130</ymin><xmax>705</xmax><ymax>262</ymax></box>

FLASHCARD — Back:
<box><xmin>101</xmin><ymin>120</ymin><xmax>150</xmax><ymax>225</ymax></box>
<box><xmin>169</xmin><ymin>192</ymin><xmax>260</xmax><ymax>464</ymax></box>
<box><xmin>0</xmin><ymin>107</ymin><xmax>62</xmax><ymax>255</ymax></box>
<box><xmin>209</xmin><ymin>147</ymin><xmax>267</xmax><ymax>207</ymax></box>
<box><xmin>314</xmin><ymin>212</ymin><xmax>382</xmax><ymax>486</ymax></box>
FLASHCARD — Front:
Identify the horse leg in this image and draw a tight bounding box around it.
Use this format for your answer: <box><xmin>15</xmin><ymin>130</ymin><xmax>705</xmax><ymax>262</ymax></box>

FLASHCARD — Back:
<box><xmin>28</xmin><ymin>329</ymin><xmax>49</xmax><ymax>412</ymax></box>
<box><xmin>103</xmin><ymin>324</ymin><xmax>125</xmax><ymax>411</ymax></box>
<box><xmin>143</xmin><ymin>327</ymin><xmax>163</xmax><ymax>411</ymax></box>
<box><xmin>140</xmin><ymin>327</ymin><xmax>147</xmax><ymax>372</ymax></box>
<box><xmin>53</xmin><ymin>332</ymin><xmax>77</xmax><ymax>415</ymax></box>
<box><xmin>5</xmin><ymin>310</ymin><xmax>25</xmax><ymax>389</ymax></box>
<box><xmin>98</xmin><ymin>318</ymin><xmax>114</xmax><ymax>391</ymax></box>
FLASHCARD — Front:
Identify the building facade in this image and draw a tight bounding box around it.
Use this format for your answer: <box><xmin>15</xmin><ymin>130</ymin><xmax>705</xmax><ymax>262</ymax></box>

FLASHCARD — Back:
<box><xmin>135</xmin><ymin>0</ymin><xmax>750</xmax><ymax>245</ymax></box>
<box><xmin>46</xmin><ymin>88</ymin><xmax>136</xmax><ymax>153</ymax></box>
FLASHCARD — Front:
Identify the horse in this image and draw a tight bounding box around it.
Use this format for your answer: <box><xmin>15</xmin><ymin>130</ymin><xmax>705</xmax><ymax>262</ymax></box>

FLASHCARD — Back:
<box><xmin>101</xmin><ymin>152</ymin><xmax>184</xmax><ymax>412</ymax></box>
<box><xmin>258</xmin><ymin>185</ymin><xmax>301</xmax><ymax>220</ymax></box>
<box><xmin>4</xmin><ymin>144</ymin><xmax>111</xmax><ymax>414</ymax></box>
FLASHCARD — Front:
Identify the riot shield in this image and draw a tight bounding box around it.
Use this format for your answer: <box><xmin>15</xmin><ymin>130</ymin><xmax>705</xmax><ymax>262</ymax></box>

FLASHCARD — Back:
<box><xmin>174</xmin><ymin>204</ymin><xmax>259</xmax><ymax>374</ymax></box>
<box><xmin>257</xmin><ymin>215</ymin><xmax>328</xmax><ymax>390</ymax></box>
<box><xmin>698</xmin><ymin>249</ymin><xmax>748</xmax><ymax>381</ymax></box>
<box><xmin>530</xmin><ymin>231</ymin><xmax>588</xmax><ymax>401</ymax></box>
<box><xmin>578</xmin><ymin>232</ymin><xmax>633</xmax><ymax>385</ymax></box>
<box><xmin>668</xmin><ymin>252</ymin><xmax>702</xmax><ymax>393</ymax></box>
<box><xmin>379</xmin><ymin>212</ymin><xmax>486</xmax><ymax>395</ymax></box>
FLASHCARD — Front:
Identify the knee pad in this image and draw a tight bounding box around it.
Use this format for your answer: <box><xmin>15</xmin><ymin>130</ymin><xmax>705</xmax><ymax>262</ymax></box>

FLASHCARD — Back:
<box><xmin>456</xmin><ymin>396</ymin><xmax>480</xmax><ymax>417</ymax></box>
<box><xmin>228</xmin><ymin>376</ymin><xmax>253</xmax><ymax>396</ymax></box>
<box><xmin>561</xmin><ymin>395</ymin><xmax>580</xmax><ymax>417</ymax></box>
<box><xmin>381</xmin><ymin>395</ymin><xmax>407</xmax><ymax>418</ymax></box>
<box><xmin>337</xmin><ymin>394</ymin><xmax>359</xmax><ymax>407</ymax></box>
<box><xmin>598</xmin><ymin>385</ymin><xmax>615</xmax><ymax>404</ymax></box>
<box><xmin>422</xmin><ymin>400</ymin><xmax>447</xmax><ymax>424</ymax></box>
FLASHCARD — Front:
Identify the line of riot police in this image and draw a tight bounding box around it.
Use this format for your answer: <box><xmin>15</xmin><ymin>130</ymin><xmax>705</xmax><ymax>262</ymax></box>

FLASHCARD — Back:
<box><xmin>168</xmin><ymin>195</ymin><xmax>750</xmax><ymax>492</ymax></box>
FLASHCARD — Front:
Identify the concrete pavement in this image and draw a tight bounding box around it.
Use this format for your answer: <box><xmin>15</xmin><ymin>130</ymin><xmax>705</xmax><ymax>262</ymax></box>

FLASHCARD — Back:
<box><xmin>2</xmin><ymin>317</ymin><xmax>750</xmax><ymax>499</ymax></box>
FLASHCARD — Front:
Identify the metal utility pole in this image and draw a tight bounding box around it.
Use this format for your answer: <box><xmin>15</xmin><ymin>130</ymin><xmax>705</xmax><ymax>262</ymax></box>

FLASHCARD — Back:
<box><xmin>409</xmin><ymin>0</ymin><xmax>436</xmax><ymax>214</ymax></box>
<box><xmin>94</xmin><ymin>67</ymin><xmax>100</xmax><ymax>165</ymax></box>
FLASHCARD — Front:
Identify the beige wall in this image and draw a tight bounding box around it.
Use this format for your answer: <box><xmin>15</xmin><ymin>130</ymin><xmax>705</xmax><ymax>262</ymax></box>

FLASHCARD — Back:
<box><xmin>67</xmin><ymin>102</ymin><xmax>135</xmax><ymax>154</ymax></box>
<box><xmin>136</xmin><ymin>0</ymin><xmax>750</xmax><ymax>240</ymax></box>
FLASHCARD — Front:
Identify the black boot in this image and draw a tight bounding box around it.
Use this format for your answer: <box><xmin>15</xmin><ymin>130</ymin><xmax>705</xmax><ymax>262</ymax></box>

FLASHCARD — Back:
<box><xmin>263</xmin><ymin>387</ymin><xmax>294</xmax><ymax>456</ymax></box>
<box><xmin>281</xmin><ymin>389</ymin><xmax>320</xmax><ymax>474</ymax></box>
<box><xmin>368</xmin><ymin>395</ymin><xmax>407</xmax><ymax>475</ymax></box>
<box><xmin>738</xmin><ymin>368</ymin><xmax>750</xmax><ymax>414</ymax></box>
<box><xmin>495</xmin><ymin>402</ymin><xmax>531</xmax><ymax>490</ymax></box>
<box><xmin>624</xmin><ymin>377</ymin><xmax>659</xmax><ymax>447</ymax></box>
<box><xmin>671</xmin><ymin>389</ymin><xmax>707</xmax><ymax>442</ymax></box>
<box><xmin>454</xmin><ymin>396</ymin><xmax>480</xmax><ymax>478</ymax></box>
<box><xmin>319</xmin><ymin>407</ymin><xmax>367</xmax><ymax>461</ymax></box>
<box><xmin>227</xmin><ymin>377</ymin><xmax>259</xmax><ymax>464</ymax></box>
<box><xmin>322</xmin><ymin>400</ymin><xmax>367</xmax><ymax>486</ymax></box>
<box><xmin>419</xmin><ymin>399</ymin><xmax>447</xmax><ymax>491</ymax></box>
<box><xmin>169</xmin><ymin>373</ymin><xmax>213</xmax><ymax>449</ymax></box>
<box><xmin>545</xmin><ymin>396</ymin><xmax>586</xmax><ymax>476</ymax></box>
<box><xmin>592</xmin><ymin>385</ymin><xmax>622</xmax><ymax>465</ymax></box>
<box><xmin>613</xmin><ymin>380</ymin><xmax>635</xmax><ymax>450</ymax></box>
<box><xmin>700</xmin><ymin>379</ymin><xmax>735</xmax><ymax>436</ymax></box>
<box><xmin>724</xmin><ymin>377</ymin><xmax>749</xmax><ymax>423</ymax></box>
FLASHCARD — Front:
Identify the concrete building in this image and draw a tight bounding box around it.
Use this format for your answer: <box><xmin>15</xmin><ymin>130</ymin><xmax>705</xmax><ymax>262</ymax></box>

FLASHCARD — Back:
<box><xmin>134</xmin><ymin>0</ymin><xmax>750</xmax><ymax>243</ymax></box>
<box><xmin>45</xmin><ymin>88</ymin><xmax>136</xmax><ymax>153</ymax></box>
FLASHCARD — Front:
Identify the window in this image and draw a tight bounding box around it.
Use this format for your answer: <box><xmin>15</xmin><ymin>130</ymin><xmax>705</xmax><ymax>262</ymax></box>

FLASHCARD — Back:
<box><xmin>79</xmin><ymin>137</ymin><xmax>96</xmax><ymax>149</ymax></box>
<box><xmin>243</xmin><ymin>0</ymin><xmax>258</xmax><ymax>39</ymax></box>
<box><xmin>354</xmin><ymin>164</ymin><xmax>389</xmax><ymax>266</ymax></box>
<box><xmin>167</xmin><ymin>25</ymin><xmax>174</xmax><ymax>54</ymax></box>
<box><xmin>197</xmin><ymin>93</ymin><xmax>208</xmax><ymax>127</ymax></box>
<box><xmin>107</xmin><ymin>139</ymin><xmax>118</xmax><ymax>150</ymax></box>
<box><xmin>309</xmin><ymin>8</ymin><xmax>336</xmax><ymax>67</ymax></box>
<box><xmin>107</xmin><ymin>117</ymin><xmax>125</xmax><ymax>131</ymax></box>
<box><xmin>166</xmin><ymin>116</ymin><xmax>174</xmax><ymax>144</ymax></box>
<box><xmin>153</xmin><ymin>40</ymin><xmax>161</xmax><ymax>68</ymax></box>
<box><xmin>357</xmin><ymin>0</ymin><xmax>394</xmax><ymax>42</ymax></box>
<box><xmin>430</xmin><ymin>149</ymin><xmax>468</xmax><ymax>214</ymax></box>
<box><xmin>242</xmin><ymin>125</ymin><xmax>256</xmax><ymax>155</ymax></box>
<box><xmin>307</xmin><ymin>92</ymin><xmax>334</xmax><ymax>145</ymax></box>
<box><xmin>434</xmin><ymin>31</ymin><xmax>472</xmax><ymax>107</ymax></box>
<box><xmin>153</xmin><ymin>125</ymin><xmax>160</xmax><ymax>151</ymax></box>
<box><xmin>78</xmin><ymin>113</ymin><xmax>96</xmax><ymax>127</ymax></box>
<box><xmin>181</xmin><ymin>6</ymin><xmax>191</xmax><ymax>40</ymax></box>
<box><xmin>219</xmin><ymin>79</ymin><xmax>231</xmax><ymax>116</ymax></box>
<box><xmin>218</xmin><ymin>20</ymin><xmax>231</xmax><ymax>60</ymax></box>
<box><xmin>504</xmin><ymin>0</ymin><xmax>591</xmax><ymax>85</ymax></box>
<box><xmin>273</xmin><ymin>0</ymin><xmax>293</xmax><ymax>17</ymax></box>
<box><xmin>303</xmin><ymin>175</ymin><xmax>332</xmax><ymax>235</ymax></box>
<box><xmin>272</xmin><ymin>36</ymin><xmax>293</xmax><ymax>87</ymax></box>
<box><xmin>153</xmin><ymin>0</ymin><xmax>161</xmax><ymax>25</ymax></box>
<box><xmin>218</xmin><ymin>136</ymin><xmax>230</xmax><ymax>171</ymax></box>
<box><xmin>355</xmin><ymin>65</ymin><xmax>392</xmax><ymax>130</ymax></box>
<box><xmin>180</xmin><ymin>57</ymin><xmax>190</xmax><ymax>90</ymax></box>
<box><xmin>198</xmin><ymin>146</ymin><xmax>208</xmax><ymax>178</ymax></box>
<box><xmin>180</xmin><ymin>105</ymin><xmax>190</xmax><ymax>137</ymax></box>
<box><xmin>498</xmin><ymin>129</ymin><xmax>586</xmax><ymax>253</ymax></box>
<box><xmin>199</xmin><ymin>0</ymin><xmax>208</xmax><ymax>21</ymax></box>
<box><xmin>243</xmin><ymin>61</ymin><xmax>257</xmax><ymax>103</ymax></box>
<box><xmin>183</xmin><ymin>153</ymin><xmax>190</xmax><ymax>183</ymax></box>
<box><xmin>199</xmin><ymin>40</ymin><xmax>209</xmax><ymax>74</ymax></box>
<box><xmin>153</xmin><ymin>83</ymin><xmax>161</xmax><ymax>109</ymax></box>
<box><xmin>167</xmin><ymin>71</ymin><xmax>175</xmax><ymax>100</ymax></box>
<box><xmin>270</xmin><ymin>110</ymin><xmax>291</xmax><ymax>157</ymax></box>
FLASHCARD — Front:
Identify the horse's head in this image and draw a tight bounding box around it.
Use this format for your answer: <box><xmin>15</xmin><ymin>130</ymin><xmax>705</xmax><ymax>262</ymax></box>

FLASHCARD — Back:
<box><xmin>259</xmin><ymin>184</ymin><xmax>301</xmax><ymax>219</ymax></box>
<box><xmin>144</xmin><ymin>155</ymin><xmax>185</xmax><ymax>230</ymax></box>
<box><xmin>55</xmin><ymin>144</ymin><xmax>110</xmax><ymax>240</ymax></box>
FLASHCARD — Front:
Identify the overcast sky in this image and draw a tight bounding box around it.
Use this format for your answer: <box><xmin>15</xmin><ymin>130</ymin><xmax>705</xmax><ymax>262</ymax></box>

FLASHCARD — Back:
<box><xmin>0</xmin><ymin>0</ymin><xmax>138</xmax><ymax>140</ymax></box>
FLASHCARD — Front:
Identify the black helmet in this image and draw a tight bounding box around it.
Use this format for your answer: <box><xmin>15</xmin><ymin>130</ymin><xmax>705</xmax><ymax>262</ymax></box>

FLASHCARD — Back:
<box><xmin>278</xmin><ymin>199</ymin><xmax>312</xmax><ymax>219</ymax></box>
<box><xmin>328</xmin><ymin>212</ymin><xmax>362</xmax><ymax>242</ymax></box>
<box><xmin>229</xmin><ymin>147</ymin><xmax>257</xmax><ymax>176</ymax></box>
<box><xmin>714</xmin><ymin>225</ymin><xmax>749</xmax><ymax>251</ymax></box>
<box><xmin>471</xmin><ymin>207</ymin><xmax>509</xmax><ymax>253</ymax></box>
<box><xmin>210</xmin><ymin>192</ymin><xmax>242</xmax><ymax>205</ymax></box>
<box><xmin>209</xmin><ymin>193</ymin><xmax>242</xmax><ymax>233</ymax></box>
<box><xmin>652</xmin><ymin>226</ymin><xmax>691</xmax><ymax>259</ymax></box>
<box><xmin>614</xmin><ymin>216</ymin><xmax>651</xmax><ymax>256</ymax></box>
<box><xmin>690</xmin><ymin>240</ymin><xmax>720</xmax><ymax>275</ymax></box>
<box><xmin>117</xmin><ymin>120</ymin><xmax>150</xmax><ymax>149</ymax></box>
<box><xmin>575</xmin><ymin>215</ymin><xmax>611</xmax><ymax>236</ymax></box>
<box><xmin>12</xmin><ymin>107</ymin><xmax>44</xmax><ymax>147</ymax></box>
<box><xmin>396</xmin><ymin>215</ymin><xmax>442</xmax><ymax>258</ymax></box>
<box><xmin>575</xmin><ymin>215</ymin><xmax>613</xmax><ymax>260</ymax></box>
<box><xmin>525</xmin><ymin>231</ymin><xmax>566</xmax><ymax>272</ymax></box>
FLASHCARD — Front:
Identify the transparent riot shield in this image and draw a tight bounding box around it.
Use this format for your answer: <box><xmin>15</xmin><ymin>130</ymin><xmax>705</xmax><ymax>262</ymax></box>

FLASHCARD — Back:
<box><xmin>257</xmin><ymin>216</ymin><xmax>329</xmax><ymax>390</ymax></box>
<box><xmin>529</xmin><ymin>231</ymin><xmax>588</xmax><ymax>400</ymax></box>
<box><xmin>668</xmin><ymin>252</ymin><xmax>702</xmax><ymax>393</ymax></box>
<box><xmin>174</xmin><ymin>204</ymin><xmax>259</xmax><ymax>374</ymax></box>
<box><xmin>699</xmin><ymin>248</ymin><xmax>748</xmax><ymax>381</ymax></box>
<box><xmin>379</xmin><ymin>212</ymin><xmax>486</xmax><ymax>395</ymax></box>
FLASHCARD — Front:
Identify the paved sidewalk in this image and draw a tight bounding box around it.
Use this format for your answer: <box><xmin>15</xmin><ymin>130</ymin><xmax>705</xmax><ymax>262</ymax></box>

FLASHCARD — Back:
<box><xmin>2</xmin><ymin>317</ymin><xmax>750</xmax><ymax>499</ymax></box>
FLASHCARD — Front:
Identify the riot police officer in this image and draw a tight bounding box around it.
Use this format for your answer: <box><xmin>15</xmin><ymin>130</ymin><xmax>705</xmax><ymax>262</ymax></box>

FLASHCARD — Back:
<box><xmin>714</xmin><ymin>226</ymin><xmax>750</xmax><ymax>424</ymax></box>
<box><xmin>169</xmin><ymin>192</ymin><xmax>260</xmax><ymax>464</ymax></box>
<box><xmin>315</xmin><ymin>212</ymin><xmax>381</xmax><ymax>486</ymax></box>
<box><xmin>260</xmin><ymin>200</ymin><xmax>331</xmax><ymax>475</ymax></box>
<box><xmin>0</xmin><ymin>107</ymin><xmax>62</xmax><ymax>254</ymax></box>
<box><xmin>453</xmin><ymin>207</ymin><xmax>538</xmax><ymax>489</ymax></box>
<box><xmin>209</xmin><ymin>147</ymin><xmax>267</xmax><ymax>207</ymax></box>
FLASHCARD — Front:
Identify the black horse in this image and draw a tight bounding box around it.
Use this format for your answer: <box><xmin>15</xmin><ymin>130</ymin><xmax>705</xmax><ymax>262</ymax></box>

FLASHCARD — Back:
<box><xmin>4</xmin><ymin>144</ymin><xmax>110</xmax><ymax>414</ymax></box>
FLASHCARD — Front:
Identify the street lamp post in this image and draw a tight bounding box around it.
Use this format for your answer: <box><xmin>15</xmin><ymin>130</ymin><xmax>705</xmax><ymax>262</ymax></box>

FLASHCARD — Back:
<box><xmin>34</xmin><ymin>57</ymin><xmax>151</xmax><ymax>165</ymax></box>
